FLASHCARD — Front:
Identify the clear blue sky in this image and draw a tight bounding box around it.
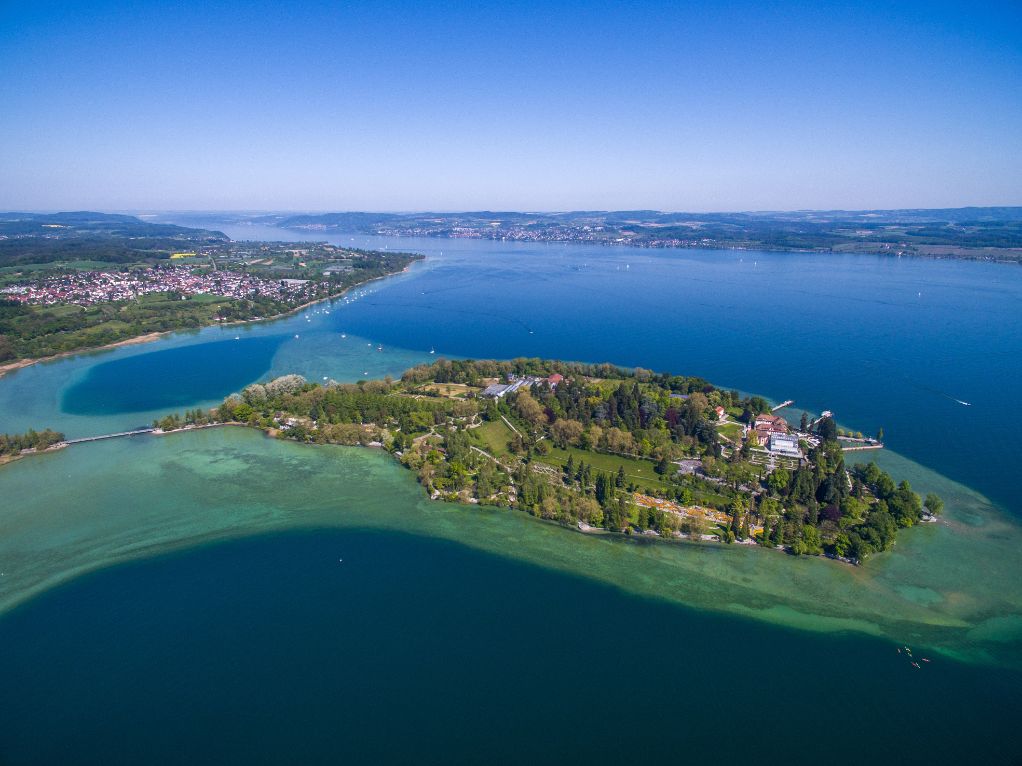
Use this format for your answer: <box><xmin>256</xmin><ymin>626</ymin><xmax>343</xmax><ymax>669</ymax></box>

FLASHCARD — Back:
<box><xmin>1</xmin><ymin>0</ymin><xmax>1020</xmax><ymax>212</ymax></box>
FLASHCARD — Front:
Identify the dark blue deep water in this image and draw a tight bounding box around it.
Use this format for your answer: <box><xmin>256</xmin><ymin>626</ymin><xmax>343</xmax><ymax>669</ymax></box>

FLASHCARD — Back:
<box><xmin>1</xmin><ymin>530</ymin><xmax>1019</xmax><ymax>765</ymax></box>
<box><xmin>62</xmin><ymin>336</ymin><xmax>282</xmax><ymax>415</ymax></box>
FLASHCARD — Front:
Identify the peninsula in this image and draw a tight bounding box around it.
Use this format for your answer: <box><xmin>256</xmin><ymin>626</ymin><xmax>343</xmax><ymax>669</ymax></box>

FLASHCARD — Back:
<box><xmin>0</xmin><ymin>212</ymin><xmax>421</xmax><ymax>371</ymax></box>
<box><xmin>146</xmin><ymin>359</ymin><xmax>942</xmax><ymax>563</ymax></box>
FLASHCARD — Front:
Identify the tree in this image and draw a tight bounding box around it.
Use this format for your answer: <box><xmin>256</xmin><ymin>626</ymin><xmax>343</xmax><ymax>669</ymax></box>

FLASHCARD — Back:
<box><xmin>924</xmin><ymin>493</ymin><xmax>944</xmax><ymax>517</ymax></box>
<box><xmin>595</xmin><ymin>472</ymin><xmax>615</xmax><ymax>506</ymax></box>
<box><xmin>550</xmin><ymin>418</ymin><xmax>584</xmax><ymax>448</ymax></box>
<box><xmin>729</xmin><ymin>498</ymin><xmax>744</xmax><ymax>539</ymax></box>
<box><xmin>816</xmin><ymin>416</ymin><xmax>837</xmax><ymax>442</ymax></box>
<box><xmin>615</xmin><ymin>465</ymin><xmax>626</xmax><ymax>488</ymax></box>
<box><xmin>799</xmin><ymin>412</ymin><xmax>809</xmax><ymax>432</ymax></box>
<box><xmin>655</xmin><ymin>456</ymin><xmax>670</xmax><ymax>475</ymax></box>
<box><xmin>767</xmin><ymin>467</ymin><xmax>791</xmax><ymax>495</ymax></box>
<box><xmin>515</xmin><ymin>392</ymin><xmax>547</xmax><ymax>428</ymax></box>
<box><xmin>603</xmin><ymin>496</ymin><xmax>624</xmax><ymax>530</ymax></box>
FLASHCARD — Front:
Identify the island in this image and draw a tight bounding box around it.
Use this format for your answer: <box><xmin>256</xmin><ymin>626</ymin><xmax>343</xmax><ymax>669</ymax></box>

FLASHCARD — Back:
<box><xmin>144</xmin><ymin>358</ymin><xmax>943</xmax><ymax>563</ymax></box>
<box><xmin>0</xmin><ymin>211</ymin><xmax>421</xmax><ymax>371</ymax></box>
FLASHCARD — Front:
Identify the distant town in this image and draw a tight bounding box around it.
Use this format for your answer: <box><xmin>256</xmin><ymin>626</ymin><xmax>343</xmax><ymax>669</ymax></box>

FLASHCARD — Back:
<box><xmin>1</xmin><ymin>266</ymin><xmax>317</xmax><ymax>307</ymax></box>
<box><xmin>265</xmin><ymin>207</ymin><xmax>1022</xmax><ymax>262</ymax></box>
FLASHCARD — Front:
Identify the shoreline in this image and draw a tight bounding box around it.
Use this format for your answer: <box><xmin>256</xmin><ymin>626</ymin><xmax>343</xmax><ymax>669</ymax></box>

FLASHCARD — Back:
<box><xmin>4</xmin><ymin>414</ymin><xmax>1019</xmax><ymax>669</ymax></box>
<box><xmin>282</xmin><ymin>226</ymin><xmax>1022</xmax><ymax>264</ymax></box>
<box><xmin>0</xmin><ymin>264</ymin><xmax>415</xmax><ymax>381</ymax></box>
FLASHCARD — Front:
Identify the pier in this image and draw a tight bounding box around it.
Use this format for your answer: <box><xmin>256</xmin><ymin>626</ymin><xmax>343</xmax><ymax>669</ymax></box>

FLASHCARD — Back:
<box><xmin>771</xmin><ymin>400</ymin><xmax>794</xmax><ymax>412</ymax></box>
<box><xmin>63</xmin><ymin>428</ymin><xmax>156</xmax><ymax>445</ymax></box>
<box><xmin>840</xmin><ymin>443</ymin><xmax>884</xmax><ymax>452</ymax></box>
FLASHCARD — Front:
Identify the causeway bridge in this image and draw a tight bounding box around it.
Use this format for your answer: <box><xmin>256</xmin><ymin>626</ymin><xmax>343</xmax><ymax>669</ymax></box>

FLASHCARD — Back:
<box><xmin>63</xmin><ymin>428</ymin><xmax>156</xmax><ymax>445</ymax></box>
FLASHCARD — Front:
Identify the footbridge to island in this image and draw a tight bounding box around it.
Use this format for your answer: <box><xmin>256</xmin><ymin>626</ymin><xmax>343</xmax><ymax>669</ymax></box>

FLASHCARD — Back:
<box><xmin>62</xmin><ymin>428</ymin><xmax>157</xmax><ymax>445</ymax></box>
<box><xmin>58</xmin><ymin>423</ymin><xmax>229</xmax><ymax>448</ymax></box>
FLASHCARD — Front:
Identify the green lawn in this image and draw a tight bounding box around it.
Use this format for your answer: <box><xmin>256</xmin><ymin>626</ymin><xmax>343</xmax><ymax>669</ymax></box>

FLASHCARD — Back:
<box><xmin>716</xmin><ymin>422</ymin><xmax>744</xmax><ymax>442</ymax></box>
<box><xmin>470</xmin><ymin>419</ymin><xmax>515</xmax><ymax>457</ymax></box>
<box><xmin>537</xmin><ymin>445</ymin><xmax>671</xmax><ymax>492</ymax></box>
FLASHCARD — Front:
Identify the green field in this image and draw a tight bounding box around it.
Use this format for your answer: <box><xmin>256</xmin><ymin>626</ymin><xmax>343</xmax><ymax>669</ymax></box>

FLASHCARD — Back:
<box><xmin>537</xmin><ymin>445</ymin><xmax>671</xmax><ymax>492</ymax></box>
<box><xmin>470</xmin><ymin>419</ymin><xmax>515</xmax><ymax>457</ymax></box>
<box><xmin>716</xmin><ymin>422</ymin><xmax>744</xmax><ymax>442</ymax></box>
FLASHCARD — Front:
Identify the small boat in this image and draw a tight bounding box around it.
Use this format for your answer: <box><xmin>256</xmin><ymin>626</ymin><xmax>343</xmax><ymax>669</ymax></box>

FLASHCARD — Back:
<box><xmin>430</xmin><ymin>347</ymin><xmax>435</xmax><ymax>354</ymax></box>
<box><xmin>911</xmin><ymin>662</ymin><xmax>920</xmax><ymax>669</ymax></box>
<box><xmin>921</xmin><ymin>658</ymin><xmax>931</xmax><ymax>663</ymax></box>
<box><xmin>234</xmin><ymin>336</ymin><xmax>239</xmax><ymax>340</ymax></box>
<box><xmin>341</xmin><ymin>333</ymin><xmax>346</xmax><ymax>338</ymax></box>
<box><xmin>294</xmin><ymin>334</ymin><xmax>299</xmax><ymax>339</ymax></box>
<box><xmin>363</xmin><ymin>371</ymin><xmax>369</xmax><ymax>376</ymax></box>
<box><xmin>377</xmin><ymin>345</ymin><xmax>383</xmax><ymax>351</ymax></box>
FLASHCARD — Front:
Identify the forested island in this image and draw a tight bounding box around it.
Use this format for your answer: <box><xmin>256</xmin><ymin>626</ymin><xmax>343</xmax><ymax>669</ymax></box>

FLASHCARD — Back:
<box><xmin>154</xmin><ymin>359</ymin><xmax>942</xmax><ymax>563</ymax></box>
<box><xmin>0</xmin><ymin>212</ymin><xmax>420</xmax><ymax>366</ymax></box>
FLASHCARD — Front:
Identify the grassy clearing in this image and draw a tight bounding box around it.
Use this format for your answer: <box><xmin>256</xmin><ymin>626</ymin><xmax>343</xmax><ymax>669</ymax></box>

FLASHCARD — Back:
<box><xmin>419</xmin><ymin>382</ymin><xmax>480</xmax><ymax>399</ymax></box>
<box><xmin>470</xmin><ymin>419</ymin><xmax>515</xmax><ymax>457</ymax></box>
<box><xmin>537</xmin><ymin>446</ymin><xmax>671</xmax><ymax>492</ymax></box>
<box><xmin>716</xmin><ymin>422</ymin><xmax>744</xmax><ymax>442</ymax></box>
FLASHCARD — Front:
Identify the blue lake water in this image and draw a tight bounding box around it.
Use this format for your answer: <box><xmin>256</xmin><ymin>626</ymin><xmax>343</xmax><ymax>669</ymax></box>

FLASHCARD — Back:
<box><xmin>6</xmin><ymin>225</ymin><xmax>1017</xmax><ymax>516</ymax></box>
<box><xmin>2</xmin><ymin>528</ymin><xmax>1020</xmax><ymax>765</ymax></box>
<box><xmin>1</xmin><ymin>224</ymin><xmax>1021</xmax><ymax>763</ymax></box>
<box><xmin>62</xmin><ymin>336</ymin><xmax>282</xmax><ymax>415</ymax></box>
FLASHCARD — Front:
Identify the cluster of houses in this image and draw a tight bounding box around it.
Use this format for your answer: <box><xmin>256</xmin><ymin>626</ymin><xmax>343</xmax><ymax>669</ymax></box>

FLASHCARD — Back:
<box><xmin>481</xmin><ymin>373</ymin><xmax>564</xmax><ymax>399</ymax></box>
<box><xmin>0</xmin><ymin>266</ymin><xmax>316</xmax><ymax>307</ymax></box>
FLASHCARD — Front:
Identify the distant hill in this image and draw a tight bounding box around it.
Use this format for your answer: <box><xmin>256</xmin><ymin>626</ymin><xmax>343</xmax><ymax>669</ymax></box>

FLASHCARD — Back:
<box><xmin>0</xmin><ymin>212</ymin><xmax>228</xmax><ymax>266</ymax></box>
<box><xmin>0</xmin><ymin>211</ymin><xmax>228</xmax><ymax>240</ymax></box>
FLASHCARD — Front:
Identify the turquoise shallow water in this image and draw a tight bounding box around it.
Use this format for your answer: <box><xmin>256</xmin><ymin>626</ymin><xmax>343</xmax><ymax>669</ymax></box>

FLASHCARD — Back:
<box><xmin>0</xmin><ymin>429</ymin><xmax>1020</xmax><ymax>764</ymax></box>
<box><xmin>1</xmin><ymin>229</ymin><xmax>1020</xmax><ymax>762</ymax></box>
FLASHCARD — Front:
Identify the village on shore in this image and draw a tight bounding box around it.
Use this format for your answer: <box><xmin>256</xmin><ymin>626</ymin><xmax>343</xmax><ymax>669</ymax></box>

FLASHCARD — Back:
<box><xmin>0</xmin><ymin>265</ymin><xmax>317</xmax><ymax>307</ymax></box>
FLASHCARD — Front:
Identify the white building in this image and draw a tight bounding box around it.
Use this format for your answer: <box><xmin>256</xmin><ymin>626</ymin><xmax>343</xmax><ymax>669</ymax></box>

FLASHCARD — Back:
<box><xmin>768</xmin><ymin>432</ymin><xmax>802</xmax><ymax>458</ymax></box>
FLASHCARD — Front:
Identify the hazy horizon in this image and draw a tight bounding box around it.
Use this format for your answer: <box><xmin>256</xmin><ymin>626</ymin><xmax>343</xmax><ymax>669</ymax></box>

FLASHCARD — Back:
<box><xmin>7</xmin><ymin>204</ymin><xmax>1021</xmax><ymax>218</ymax></box>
